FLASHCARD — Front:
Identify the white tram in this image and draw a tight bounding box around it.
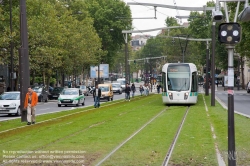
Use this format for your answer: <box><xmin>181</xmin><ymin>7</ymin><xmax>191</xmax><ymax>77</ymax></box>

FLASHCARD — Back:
<box><xmin>161</xmin><ymin>63</ymin><xmax>198</xmax><ymax>104</ymax></box>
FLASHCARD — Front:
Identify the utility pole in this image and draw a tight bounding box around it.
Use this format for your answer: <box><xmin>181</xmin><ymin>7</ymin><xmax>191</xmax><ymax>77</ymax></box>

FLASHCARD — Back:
<box><xmin>10</xmin><ymin>0</ymin><xmax>14</xmax><ymax>91</ymax></box>
<box><xmin>19</xmin><ymin>0</ymin><xmax>30</xmax><ymax>122</ymax></box>
<box><xmin>205</xmin><ymin>41</ymin><xmax>210</xmax><ymax>96</ymax></box>
<box><xmin>125</xmin><ymin>33</ymin><xmax>129</xmax><ymax>84</ymax></box>
<box><xmin>211</xmin><ymin>22</ymin><xmax>216</xmax><ymax>105</ymax></box>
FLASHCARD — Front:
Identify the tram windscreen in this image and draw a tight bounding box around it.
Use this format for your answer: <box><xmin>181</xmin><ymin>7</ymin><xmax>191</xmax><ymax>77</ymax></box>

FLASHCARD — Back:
<box><xmin>167</xmin><ymin>64</ymin><xmax>190</xmax><ymax>91</ymax></box>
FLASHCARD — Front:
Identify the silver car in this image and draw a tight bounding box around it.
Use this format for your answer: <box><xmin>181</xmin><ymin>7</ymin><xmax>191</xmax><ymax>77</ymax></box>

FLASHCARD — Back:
<box><xmin>0</xmin><ymin>91</ymin><xmax>21</xmax><ymax>116</ymax></box>
<box><xmin>76</xmin><ymin>85</ymin><xmax>90</xmax><ymax>96</ymax></box>
<box><xmin>112</xmin><ymin>83</ymin><xmax>122</xmax><ymax>94</ymax></box>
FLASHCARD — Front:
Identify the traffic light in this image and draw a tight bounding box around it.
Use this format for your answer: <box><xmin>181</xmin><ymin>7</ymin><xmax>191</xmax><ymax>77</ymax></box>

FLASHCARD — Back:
<box><xmin>218</xmin><ymin>23</ymin><xmax>241</xmax><ymax>44</ymax></box>
<box><xmin>134</xmin><ymin>60</ymin><xmax>136</xmax><ymax>64</ymax></box>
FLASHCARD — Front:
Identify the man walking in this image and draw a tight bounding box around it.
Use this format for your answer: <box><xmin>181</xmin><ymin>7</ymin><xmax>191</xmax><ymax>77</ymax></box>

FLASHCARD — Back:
<box><xmin>93</xmin><ymin>85</ymin><xmax>101</xmax><ymax>108</ymax></box>
<box><xmin>24</xmin><ymin>86</ymin><xmax>38</xmax><ymax>125</ymax></box>
<box><xmin>131</xmin><ymin>83</ymin><xmax>136</xmax><ymax>98</ymax></box>
<box><xmin>157</xmin><ymin>84</ymin><xmax>161</xmax><ymax>94</ymax></box>
<box><xmin>124</xmin><ymin>83</ymin><xmax>131</xmax><ymax>101</ymax></box>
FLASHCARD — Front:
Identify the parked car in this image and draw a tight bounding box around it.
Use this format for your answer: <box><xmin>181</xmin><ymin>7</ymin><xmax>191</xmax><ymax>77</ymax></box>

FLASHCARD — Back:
<box><xmin>76</xmin><ymin>85</ymin><xmax>90</xmax><ymax>96</ymax></box>
<box><xmin>31</xmin><ymin>85</ymin><xmax>49</xmax><ymax>102</ymax></box>
<box><xmin>247</xmin><ymin>81</ymin><xmax>250</xmax><ymax>93</ymax></box>
<box><xmin>48</xmin><ymin>87</ymin><xmax>64</xmax><ymax>100</ymax></box>
<box><xmin>58</xmin><ymin>88</ymin><xmax>85</xmax><ymax>107</ymax></box>
<box><xmin>98</xmin><ymin>84</ymin><xmax>114</xmax><ymax>101</ymax></box>
<box><xmin>112</xmin><ymin>83</ymin><xmax>122</xmax><ymax>94</ymax></box>
<box><xmin>0</xmin><ymin>91</ymin><xmax>21</xmax><ymax>116</ymax></box>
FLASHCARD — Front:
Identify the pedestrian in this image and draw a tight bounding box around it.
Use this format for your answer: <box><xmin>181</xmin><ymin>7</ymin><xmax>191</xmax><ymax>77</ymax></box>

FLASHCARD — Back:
<box><xmin>7</xmin><ymin>86</ymin><xmax>11</xmax><ymax>92</ymax></box>
<box><xmin>93</xmin><ymin>85</ymin><xmax>101</xmax><ymax>108</ymax></box>
<box><xmin>148</xmin><ymin>82</ymin><xmax>151</xmax><ymax>92</ymax></box>
<box><xmin>143</xmin><ymin>84</ymin><xmax>147</xmax><ymax>96</ymax></box>
<box><xmin>131</xmin><ymin>83</ymin><xmax>136</xmax><ymax>98</ymax></box>
<box><xmin>215</xmin><ymin>79</ymin><xmax>219</xmax><ymax>87</ymax></box>
<box><xmin>157</xmin><ymin>84</ymin><xmax>161</xmax><ymax>94</ymax></box>
<box><xmin>139</xmin><ymin>85</ymin><xmax>144</xmax><ymax>96</ymax></box>
<box><xmin>24</xmin><ymin>86</ymin><xmax>38</xmax><ymax>125</ymax></box>
<box><xmin>124</xmin><ymin>83</ymin><xmax>131</xmax><ymax>101</ymax></box>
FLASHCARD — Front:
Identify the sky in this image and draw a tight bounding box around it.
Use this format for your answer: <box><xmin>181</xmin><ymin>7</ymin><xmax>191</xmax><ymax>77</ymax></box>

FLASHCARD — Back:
<box><xmin>122</xmin><ymin>0</ymin><xmax>212</xmax><ymax>36</ymax></box>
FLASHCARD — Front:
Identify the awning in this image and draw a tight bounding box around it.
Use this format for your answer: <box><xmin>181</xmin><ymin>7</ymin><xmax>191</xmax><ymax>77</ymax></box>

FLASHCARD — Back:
<box><xmin>217</xmin><ymin>73</ymin><xmax>225</xmax><ymax>78</ymax></box>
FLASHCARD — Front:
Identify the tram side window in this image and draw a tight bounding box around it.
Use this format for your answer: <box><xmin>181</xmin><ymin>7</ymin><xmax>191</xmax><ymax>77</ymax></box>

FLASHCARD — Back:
<box><xmin>191</xmin><ymin>72</ymin><xmax>198</xmax><ymax>92</ymax></box>
<box><xmin>162</xmin><ymin>72</ymin><xmax>167</xmax><ymax>92</ymax></box>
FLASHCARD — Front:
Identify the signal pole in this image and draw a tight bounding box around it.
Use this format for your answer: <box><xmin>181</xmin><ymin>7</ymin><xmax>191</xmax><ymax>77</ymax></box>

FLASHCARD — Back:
<box><xmin>227</xmin><ymin>45</ymin><xmax>236</xmax><ymax>166</ymax></box>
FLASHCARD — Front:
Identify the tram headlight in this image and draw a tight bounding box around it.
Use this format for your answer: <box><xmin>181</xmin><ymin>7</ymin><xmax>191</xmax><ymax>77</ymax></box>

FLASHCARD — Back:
<box><xmin>169</xmin><ymin>92</ymin><xmax>173</xmax><ymax>100</ymax></box>
<box><xmin>184</xmin><ymin>92</ymin><xmax>189</xmax><ymax>100</ymax></box>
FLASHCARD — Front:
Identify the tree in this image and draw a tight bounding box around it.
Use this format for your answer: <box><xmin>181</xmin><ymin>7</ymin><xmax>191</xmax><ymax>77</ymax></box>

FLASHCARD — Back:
<box><xmin>165</xmin><ymin>17</ymin><xmax>178</xmax><ymax>27</ymax></box>
<box><xmin>83</xmin><ymin>0</ymin><xmax>132</xmax><ymax>65</ymax></box>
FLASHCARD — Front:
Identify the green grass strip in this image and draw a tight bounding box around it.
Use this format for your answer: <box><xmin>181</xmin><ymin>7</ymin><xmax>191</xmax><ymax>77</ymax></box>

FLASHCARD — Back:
<box><xmin>0</xmin><ymin>97</ymin><xmax>124</xmax><ymax>132</ymax></box>
<box><xmin>0</xmin><ymin>95</ymin><xmax>164</xmax><ymax>165</ymax></box>
<box><xmin>204</xmin><ymin>95</ymin><xmax>250</xmax><ymax>165</ymax></box>
<box><xmin>101</xmin><ymin>106</ymin><xmax>187</xmax><ymax>166</ymax></box>
<box><xmin>169</xmin><ymin>95</ymin><xmax>218</xmax><ymax>166</ymax></box>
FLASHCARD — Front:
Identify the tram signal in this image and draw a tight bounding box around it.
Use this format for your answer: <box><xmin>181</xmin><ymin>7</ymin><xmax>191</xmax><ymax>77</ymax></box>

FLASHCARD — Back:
<box><xmin>218</xmin><ymin>23</ymin><xmax>241</xmax><ymax>44</ymax></box>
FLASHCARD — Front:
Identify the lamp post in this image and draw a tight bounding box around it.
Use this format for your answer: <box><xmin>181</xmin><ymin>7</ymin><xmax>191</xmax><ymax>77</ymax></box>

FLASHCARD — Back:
<box><xmin>9</xmin><ymin>0</ymin><xmax>14</xmax><ymax>91</ymax></box>
<box><xmin>19</xmin><ymin>0</ymin><xmax>30</xmax><ymax>122</ymax></box>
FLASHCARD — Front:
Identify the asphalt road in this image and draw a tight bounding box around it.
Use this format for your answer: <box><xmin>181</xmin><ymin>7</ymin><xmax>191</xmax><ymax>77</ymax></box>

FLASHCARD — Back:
<box><xmin>215</xmin><ymin>90</ymin><xmax>250</xmax><ymax>116</ymax></box>
<box><xmin>0</xmin><ymin>90</ymin><xmax>143</xmax><ymax>122</ymax></box>
<box><xmin>199</xmin><ymin>84</ymin><xmax>250</xmax><ymax>117</ymax></box>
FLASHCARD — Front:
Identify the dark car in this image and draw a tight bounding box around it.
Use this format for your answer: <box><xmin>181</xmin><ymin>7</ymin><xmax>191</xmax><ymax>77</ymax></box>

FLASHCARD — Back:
<box><xmin>48</xmin><ymin>87</ymin><xmax>64</xmax><ymax>100</ymax></box>
<box><xmin>31</xmin><ymin>86</ymin><xmax>49</xmax><ymax>102</ymax></box>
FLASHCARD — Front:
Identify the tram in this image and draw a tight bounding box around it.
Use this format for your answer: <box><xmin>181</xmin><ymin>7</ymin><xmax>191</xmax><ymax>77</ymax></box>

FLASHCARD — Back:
<box><xmin>161</xmin><ymin>63</ymin><xmax>198</xmax><ymax>104</ymax></box>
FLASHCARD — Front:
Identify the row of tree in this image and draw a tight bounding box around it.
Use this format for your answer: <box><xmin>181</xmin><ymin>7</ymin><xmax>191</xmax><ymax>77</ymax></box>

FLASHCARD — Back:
<box><xmin>1</xmin><ymin>0</ymin><xmax>250</xmax><ymax>88</ymax></box>
<box><xmin>0</xmin><ymin>0</ymin><xmax>131</xmax><ymax>88</ymax></box>
<box><xmin>130</xmin><ymin>1</ymin><xmax>250</xmax><ymax>87</ymax></box>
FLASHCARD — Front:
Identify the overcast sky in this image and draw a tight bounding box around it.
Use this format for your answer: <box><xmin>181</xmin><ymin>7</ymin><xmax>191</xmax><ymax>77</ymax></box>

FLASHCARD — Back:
<box><xmin>122</xmin><ymin>0</ymin><xmax>212</xmax><ymax>36</ymax></box>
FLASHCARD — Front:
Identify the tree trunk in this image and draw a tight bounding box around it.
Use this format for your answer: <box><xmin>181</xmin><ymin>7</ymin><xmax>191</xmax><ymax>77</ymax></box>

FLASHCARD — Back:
<box><xmin>46</xmin><ymin>76</ymin><xmax>50</xmax><ymax>91</ymax></box>
<box><xmin>43</xmin><ymin>71</ymin><xmax>45</xmax><ymax>86</ymax></box>
<box><xmin>15</xmin><ymin>70</ymin><xmax>19</xmax><ymax>91</ymax></box>
<box><xmin>241</xmin><ymin>56</ymin><xmax>245</xmax><ymax>89</ymax></box>
<box><xmin>31</xmin><ymin>70</ymin><xmax>35</xmax><ymax>85</ymax></box>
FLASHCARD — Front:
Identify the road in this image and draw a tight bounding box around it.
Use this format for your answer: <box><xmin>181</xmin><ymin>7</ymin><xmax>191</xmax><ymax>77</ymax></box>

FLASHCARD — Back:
<box><xmin>215</xmin><ymin>90</ymin><xmax>250</xmax><ymax>116</ymax></box>
<box><xmin>0</xmin><ymin>91</ymin><xmax>142</xmax><ymax>122</ymax></box>
<box><xmin>200</xmin><ymin>84</ymin><xmax>250</xmax><ymax>117</ymax></box>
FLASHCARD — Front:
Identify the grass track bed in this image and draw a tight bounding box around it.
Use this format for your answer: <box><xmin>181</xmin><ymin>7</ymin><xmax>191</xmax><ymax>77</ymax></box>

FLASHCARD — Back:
<box><xmin>204</xmin><ymin>95</ymin><xmax>250</xmax><ymax>165</ymax></box>
<box><xmin>0</xmin><ymin>95</ymin><xmax>165</xmax><ymax>165</ymax></box>
<box><xmin>169</xmin><ymin>95</ymin><xmax>217</xmax><ymax>166</ymax></box>
<box><xmin>101</xmin><ymin>106</ymin><xmax>187</xmax><ymax>166</ymax></box>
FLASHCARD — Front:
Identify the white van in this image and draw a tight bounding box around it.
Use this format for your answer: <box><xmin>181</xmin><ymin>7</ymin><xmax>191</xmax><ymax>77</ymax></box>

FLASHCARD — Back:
<box><xmin>117</xmin><ymin>78</ymin><xmax>126</xmax><ymax>91</ymax></box>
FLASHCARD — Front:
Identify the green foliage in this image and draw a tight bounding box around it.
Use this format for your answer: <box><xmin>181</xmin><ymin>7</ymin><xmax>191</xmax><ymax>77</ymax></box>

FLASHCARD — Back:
<box><xmin>165</xmin><ymin>17</ymin><xmax>178</xmax><ymax>26</ymax></box>
<box><xmin>0</xmin><ymin>0</ymin><xmax>132</xmax><ymax>87</ymax></box>
<box><xmin>84</xmin><ymin>0</ymin><xmax>132</xmax><ymax>65</ymax></box>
